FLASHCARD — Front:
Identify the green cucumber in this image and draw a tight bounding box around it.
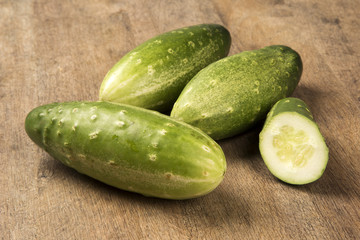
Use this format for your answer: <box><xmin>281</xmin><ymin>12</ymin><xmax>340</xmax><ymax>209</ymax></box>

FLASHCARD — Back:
<box><xmin>99</xmin><ymin>24</ymin><xmax>231</xmax><ymax>112</ymax></box>
<box><xmin>25</xmin><ymin>101</ymin><xmax>226</xmax><ymax>199</ymax></box>
<box><xmin>259</xmin><ymin>97</ymin><xmax>329</xmax><ymax>185</ymax></box>
<box><xmin>171</xmin><ymin>45</ymin><xmax>302</xmax><ymax>140</ymax></box>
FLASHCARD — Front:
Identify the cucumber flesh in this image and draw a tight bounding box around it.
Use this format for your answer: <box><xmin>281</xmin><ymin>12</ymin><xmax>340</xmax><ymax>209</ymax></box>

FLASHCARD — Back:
<box><xmin>259</xmin><ymin>98</ymin><xmax>328</xmax><ymax>185</ymax></box>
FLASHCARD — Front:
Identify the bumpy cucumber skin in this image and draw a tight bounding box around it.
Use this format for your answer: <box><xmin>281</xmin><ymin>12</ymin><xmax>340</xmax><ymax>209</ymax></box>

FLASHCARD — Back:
<box><xmin>264</xmin><ymin>97</ymin><xmax>314</xmax><ymax>122</ymax></box>
<box><xmin>25</xmin><ymin>101</ymin><xmax>226</xmax><ymax>199</ymax></box>
<box><xmin>259</xmin><ymin>97</ymin><xmax>329</xmax><ymax>185</ymax></box>
<box><xmin>171</xmin><ymin>45</ymin><xmax>302</xmax><ymax>140</ymax></box>
<box><xmin>99</xmin><ymin>24</ymin><xmax>231</xmax><ymax>112</ymax></box>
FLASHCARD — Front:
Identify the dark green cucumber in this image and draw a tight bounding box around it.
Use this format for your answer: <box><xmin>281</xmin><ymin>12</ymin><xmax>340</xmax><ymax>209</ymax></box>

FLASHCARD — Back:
<box><xmin>171</xmin><ymin>45</ymin><xmax>302</xmax><ymax>140</ymax></box>
<box><xmin>259</xmin><ymin>98</ymin><xmax>328</xmax><ymax>185</ymax></box>
<box><xmin>99</xmin><ymin>24</ymin><xmax>231</xmax><ymax>112</ymax></box>
<box><xmin>25</xmin><ymin>101</ymin><xmax>226</xmax><ymax>199</ymax></box>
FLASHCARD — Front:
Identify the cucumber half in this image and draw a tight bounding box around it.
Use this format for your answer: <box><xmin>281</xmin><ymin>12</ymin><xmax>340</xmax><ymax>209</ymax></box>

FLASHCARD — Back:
<box><xmin>259</xmin><ymin>97</ymin><xmax>329</xmax><ymax>185</ymax></box>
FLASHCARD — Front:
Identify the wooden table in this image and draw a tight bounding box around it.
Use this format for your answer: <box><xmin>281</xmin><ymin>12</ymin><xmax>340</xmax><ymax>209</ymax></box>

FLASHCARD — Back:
<box><xmin>1</xmin><ymin>0</ymin><xmax>359</xmax><ymax>239</ymax></box>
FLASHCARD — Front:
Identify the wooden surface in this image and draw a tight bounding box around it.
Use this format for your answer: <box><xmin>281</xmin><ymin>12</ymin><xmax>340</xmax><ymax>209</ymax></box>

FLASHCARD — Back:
<box><xmin>1</xmin><ymin>0</ymin><xmax>359</xmax><ymax>239</ymax></box>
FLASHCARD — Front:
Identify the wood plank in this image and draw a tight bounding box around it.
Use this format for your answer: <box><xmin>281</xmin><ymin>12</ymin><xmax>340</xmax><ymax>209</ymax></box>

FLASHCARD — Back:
<box><xmin>1</xmin><ymin>0</ymin><xmax>359</xmax><ymax>239</ymax></box>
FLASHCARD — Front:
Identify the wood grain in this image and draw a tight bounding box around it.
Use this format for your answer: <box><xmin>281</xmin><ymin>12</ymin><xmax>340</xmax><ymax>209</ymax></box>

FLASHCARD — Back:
<box><xmin>1</xmin><ymin>0</ymin><xmax>359</xmax><ymax>239</ymax></box>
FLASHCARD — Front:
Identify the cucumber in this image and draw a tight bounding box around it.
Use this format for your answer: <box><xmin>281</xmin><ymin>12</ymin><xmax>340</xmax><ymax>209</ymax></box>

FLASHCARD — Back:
<box><xmin>171</xmin><ymin>45</ymin><xmax>302</xmax><ymax>140</ymax></box>
<box><xmin>25</xmin><ymin>101</ymin><xmax>226</xmax><ymax>199</ymax></box>
<box><xmin>99</xmin><ymin>24</ymin><xmax>231</xmax><ymax>112</ymax></box>
<box><xmin>259</xmin><ymin>98</ymin><xmax>329</xmax><ymax>185</ymax></box>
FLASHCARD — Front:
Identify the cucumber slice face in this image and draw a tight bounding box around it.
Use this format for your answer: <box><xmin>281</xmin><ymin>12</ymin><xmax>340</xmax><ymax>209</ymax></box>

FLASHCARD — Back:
<box><xmin>259</xmin><ymin>98</ymin><xmax>329</xmax><ymax>185</ymax></box>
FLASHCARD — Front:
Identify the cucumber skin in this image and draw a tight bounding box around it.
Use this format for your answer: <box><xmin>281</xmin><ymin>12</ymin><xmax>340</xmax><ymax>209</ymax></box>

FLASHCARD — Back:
<box><xmin>99</xmin><ymin>24</ymin><xmax>231</xmax><ymax>112</ymax></box>
<box><xmin>259</xmin><ymin>97</ymin><xmax>329</xmax><ymax>185</ymax></box>
<box><xmin>171</xmin><ymin>45</ymin><xmax>302</xmax><ymax>140</ymax></box>
<box><xmin>264</xmin><ymin>97</ymin><xmax>314</xmax><ymax>124</ymax></box>
<box><xmin>25</xmin><ymin>101</ymin><xmax>226</xmax><ymax>199</ymax></box>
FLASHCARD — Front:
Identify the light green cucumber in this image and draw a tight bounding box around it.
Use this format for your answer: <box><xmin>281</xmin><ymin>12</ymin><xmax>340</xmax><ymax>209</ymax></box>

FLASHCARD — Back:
<box><xmin>99</xmin><ymin>24</ymin><xmax>231</xmax><ymax>112</ymax></box>
<box><xmin>171</xmin><ymin>45</ymin><xmax>302</xmax><ymax>140</ymax></box>
<box><xmin>259</xmin><ymin>97</ymin><xmax>328</xmax><ymax>185</ymax></box>
<box><xmin>25</xmin><ymin>101</ymin><xmax>226</xmax><ymax>199</ymax></box>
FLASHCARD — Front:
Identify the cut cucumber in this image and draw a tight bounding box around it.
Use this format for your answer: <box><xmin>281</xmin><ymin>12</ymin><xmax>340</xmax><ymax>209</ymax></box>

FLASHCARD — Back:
<box><xmin>259</xmin><ymin>97</ymin><xmax>328</xmax><ymax>185</ymax></box>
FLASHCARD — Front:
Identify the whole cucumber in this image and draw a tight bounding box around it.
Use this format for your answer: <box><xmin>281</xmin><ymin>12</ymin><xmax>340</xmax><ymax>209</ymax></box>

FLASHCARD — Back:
<box><xmin>99</xmin><ymin>24</ymin><xmax>231</xmax><ymax>112</ymax></box>
<box><xmin>25</xmin><ymin>101</ymin><xmax>226</xmax><ymax>199</ymax></box>
<box><xmin>171</xmin><ymin>45</ymin><xmax>302</xmax><ymax>140</ymax></box>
